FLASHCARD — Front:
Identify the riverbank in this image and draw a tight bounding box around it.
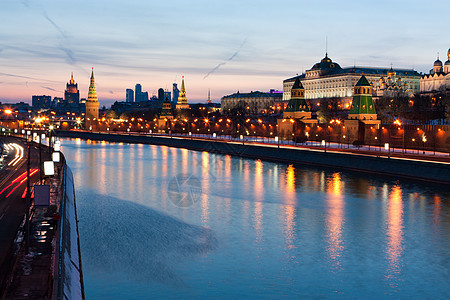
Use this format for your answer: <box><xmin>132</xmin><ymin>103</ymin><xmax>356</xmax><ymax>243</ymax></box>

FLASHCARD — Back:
<box><xmin>2</xmin><ymin>139</ymin><xmax>84</xmax><ymax>299</ymax></box>
<box><xmin>56</xmin><ymin>130</ymin><xmax>450</xmax><ymax>184</ymax></box>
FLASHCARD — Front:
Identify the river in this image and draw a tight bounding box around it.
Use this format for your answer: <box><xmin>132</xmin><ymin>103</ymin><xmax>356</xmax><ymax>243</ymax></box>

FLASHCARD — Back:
<box><xmin>60</xmin><ymin>138</ymin><xmax>449</xmax><ymax>299</ymax></box>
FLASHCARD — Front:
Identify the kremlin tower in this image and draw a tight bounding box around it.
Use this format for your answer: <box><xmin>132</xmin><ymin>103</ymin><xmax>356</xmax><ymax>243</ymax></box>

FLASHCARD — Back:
<box><xmin>175</xmin><ymin>76</ymin><xmax>190</xmax><ymax>110</ymax></box>
<box><xmin>277</xmin><ymin>77</ymin><xmax>317</xmax><ymax>138</ymax></box>
<box><xmin>344</xmin><ymin>75</ymin><xmax>380</xmax><ymax>142</ymax></box>
<box><xmin>85</xmin><ymin>68</ymin><xmax>99</xmax><ymax>128</ymax></box>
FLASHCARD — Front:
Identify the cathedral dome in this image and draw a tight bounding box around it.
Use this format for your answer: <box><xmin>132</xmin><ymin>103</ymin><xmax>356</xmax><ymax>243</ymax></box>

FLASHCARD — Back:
<box><xmin>434</xmin><ymin>59</ymin><xmax>443</xmax><ymax>67</ymax></box>
<box><xmin>445</xmin><ymin>48</ymin><xmax>450</xmax><ymax>65</ymax></box>
<box><xmin>311</xmin><ymin>54</ymin><xmax>341</xmax><ymax>71</ymax></box>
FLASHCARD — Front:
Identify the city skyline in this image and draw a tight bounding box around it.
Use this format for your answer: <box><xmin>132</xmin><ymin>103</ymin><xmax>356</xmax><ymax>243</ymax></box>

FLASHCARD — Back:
<box><xmin>1</xmin><ymin>0</ymin><xmax>449</xmax><ymax>106</ymax></box>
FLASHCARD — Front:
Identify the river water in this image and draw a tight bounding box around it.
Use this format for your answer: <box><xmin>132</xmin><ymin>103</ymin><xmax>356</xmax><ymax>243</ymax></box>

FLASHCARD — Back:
<box><xmin>60</xmin><ymin>138</ymin><xmax>449</xmax><ymax>299</ymax></box>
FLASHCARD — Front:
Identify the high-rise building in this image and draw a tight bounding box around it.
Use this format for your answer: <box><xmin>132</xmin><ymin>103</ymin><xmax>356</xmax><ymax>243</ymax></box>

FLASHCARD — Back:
<box><xmin>135</xmin><ymin>84</ymin><xmax>142</xmax><ymax>102</ymax></box>
<box><xmin>164</xmin><ymin>91</ymin><xmax>171</xmax><ymax>104</ymax></box>
<box><xmin>32</xmin><ymin>95</ymin><xmax>52</xmax><ymax>109</ymax></box>
<box><xmin>172</xmin><ymin>83</ymin><xmax>179</xmax><ymax>106</ymax></box>
<box><xmin>158</xmin><ymin>88</ymin><xmax>165</xmax><ymax>102</ymax></box>
<box><xmin>142</xmin><ymin>91</ymin><xmax>149</xmax><ymax>101</ymax></box>
<box><xmin>126</xmin><ymin>89</ymin><xmax>134</xmax><ymax>102</ymax></box>
<box><xmin>64</xmin><ymin>73</ymin><xmax>80</xmax><ymax>106</ymax></box>
<box><xmin>176</xmin><ymin>76</ymin><xmax>190</xmax><ymax>110</ymax></box>
<box><xmin>85</xmin><ymin>68</ymin><xmax>99</xmax><ymax>127</ymax></box>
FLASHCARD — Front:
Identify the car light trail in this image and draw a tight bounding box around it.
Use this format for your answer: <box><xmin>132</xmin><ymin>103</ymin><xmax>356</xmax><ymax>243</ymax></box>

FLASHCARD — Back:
<box><xmin>6</xmin><ymin>169</ymin><xmax>38</xmax><ymax>198</ymax></box>
<box><xmin>0</xmin><ymin>169</ymin><xmax>39</xmax><ymax>198</ymax></box>
<box><xmin>7</xmin><ymin>143</ymin><xmax>25</xmax><ymax>167</ymax></box>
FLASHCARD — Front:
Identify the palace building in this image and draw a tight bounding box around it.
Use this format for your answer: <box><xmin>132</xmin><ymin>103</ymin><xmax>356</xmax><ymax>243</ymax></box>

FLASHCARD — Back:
<box><xmin>283</xmin><ymin>53</ymin><xmax>421</xmax><ymax>106</ymax></box>
<box><xmin>420</xmin><ymin>48</ymin><xmax>450</xmax><ymax>94</ymax></box>
<box><xmin>221</xmin><ymin>90</ymin><xmax>282</xmax><ymax>113</ymax></box>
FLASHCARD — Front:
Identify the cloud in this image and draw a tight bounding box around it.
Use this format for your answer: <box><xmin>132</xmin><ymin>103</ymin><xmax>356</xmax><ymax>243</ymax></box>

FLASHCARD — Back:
<box><xmin>41</xmin><ymin>86</ymin><xmax>59</xmax><ymax>92</ymax></box>
<box><xmin>59</xmin><ymin>46</ymin><xmax>76</xmax><ymax>65</ymax></box>
<box><xmin>0</xmin><ymin>72</ymin><xmax>59</xmax><ymax>83</ymax></box>
<box><xmin>43</xmin><ymin>11</ymin><xmax>67</xmax><ymax>39</ymax></box>
<box><xmin>203</xmin><ymin>38</ymin><xmax>247</xmax><ymax>80</ymax></box>
<box><xmin>43</xmin><ymin>11</ymin><xmax>77</xmax><ymax>65</ymax></box>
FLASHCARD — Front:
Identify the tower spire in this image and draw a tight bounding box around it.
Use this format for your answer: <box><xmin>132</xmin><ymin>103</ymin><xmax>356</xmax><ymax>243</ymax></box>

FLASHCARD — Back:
<box><xmin>326</xmin><ymin>36</ymin><xmax>328</xmax><ymax>57</ymax></box>
<box><xmin>176</xmin><ymin>76</ymin><xmax>189</xmax><ymax>109</ymax></box>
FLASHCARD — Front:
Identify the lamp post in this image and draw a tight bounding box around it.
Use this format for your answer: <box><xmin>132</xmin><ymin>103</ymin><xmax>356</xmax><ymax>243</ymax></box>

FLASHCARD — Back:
<box><xmin>25</xmin><ymin>130</ymin><xmax>31</xmax><ymax>253</ymax></box>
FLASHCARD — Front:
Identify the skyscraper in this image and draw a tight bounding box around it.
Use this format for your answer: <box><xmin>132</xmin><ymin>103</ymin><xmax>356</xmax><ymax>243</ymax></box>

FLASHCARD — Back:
<box><xmin>126</xmin><ymin>89</ymin><xmax>134</xmax><ymax>102</ymax></box>
<box><xmin>135</xmin><ymin>84</ymin><xmax>142</xmax><ymax>102</ymax></box>
<box><xmin>175</xmin><ymin>76</ymin><xmax>189</xmax><ymax>110</ymax></box>
<box><xmin>158</xmin><ymin>88</ymin><xmax>164</xmax><ymax>102</ymax></box>
<box><xmin>85</xmin><ymin>68</ymin><xmax>99</xmax><ymax>127</ymax></box>
<box><xmin>64</xmin><ymin>73</ymin><xmax>80</xmax><ymax>106</ymax></box>
<box><xmin>172</xmin><ymin>83</ymin><xmax>179</xmax><ymax>106</ymax></box>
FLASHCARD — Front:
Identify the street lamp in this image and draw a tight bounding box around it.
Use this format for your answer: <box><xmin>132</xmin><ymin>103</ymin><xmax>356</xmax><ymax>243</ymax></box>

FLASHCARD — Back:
<box><xmin>394</xmin><ymin>119</ymin><xmax>404</xmax><ymax>154</ymax></box>
<box><xmin>422</xmin><ymin>134</ymin><xmax>427</xmax><ymax>155</ymax></box>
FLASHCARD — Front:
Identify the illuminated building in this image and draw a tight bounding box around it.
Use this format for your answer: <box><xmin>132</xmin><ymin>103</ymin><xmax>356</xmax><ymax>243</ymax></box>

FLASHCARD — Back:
<box><xmin>376</xmin><ymin>67</ymin><xmax>414</xmax><ymax>98</ymax></box>
<box><xmin>64</xmin><ymin>73</ymin><xmax>80</xmax><ymax>106</ymax></box>
<box><xmin>420</xmin><ymin>48</ymin><xmax>450</xmax><ymax>94</ymax></box>
<box><xmin>157</xmin><ymin>95</ymin><xmax>174</xmax><ymax>131</ymax></box>
<box><xmin>176</xmin><ymin>76</ymin><xmax>190</xmax><ymax>110</ymax></box>
<box><xmin>32</xmin><ymin>95</ymin><xmax>52</xmax><ymax>109</ymax></box>
<box><xmin>206</xmin><ymin>89</ymin><xmax>212</xmax><ymax>104</ymax></box>
<box><xmin>221</xmin><ymin>90</ymin><xmax>282</xmax><ymax>113</ymax></box>
<box><xmin>283</xmin><ymin>53</ymin><xmax>421</xmax><ymax>105</ymax></box>
<box><xmin>85</xmin><ymin>68</ymin><xmax>99</xmax><ymax>127</ymax></box>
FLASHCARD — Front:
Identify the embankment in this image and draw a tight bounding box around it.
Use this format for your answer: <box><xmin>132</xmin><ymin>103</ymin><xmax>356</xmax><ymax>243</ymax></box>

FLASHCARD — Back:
<box><xmin>56</xmin><ymin>130</ymin><xmax>450</xmax><ymax>184</ymax></box>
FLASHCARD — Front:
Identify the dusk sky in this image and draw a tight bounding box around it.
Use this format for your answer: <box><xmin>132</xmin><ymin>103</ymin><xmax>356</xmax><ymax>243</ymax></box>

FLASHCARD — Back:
<box><xmin>1</xmin><ymin>0</ymin><xmax>449</xmax><ymax>107</ymax></box>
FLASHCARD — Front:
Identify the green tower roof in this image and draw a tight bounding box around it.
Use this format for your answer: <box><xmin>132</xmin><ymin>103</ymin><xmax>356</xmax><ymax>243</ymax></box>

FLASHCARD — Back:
<box><xmin>291</xmin><ymin>77</ymin><xmax>304</xmax><ymax>90</ymax></box>
<box><xmin>284</xmin><ymin>98</ymin><xmax>310</xmax><ymax>113</ymax></box>
<box><xmin>285</xmin><ymin>77</ymin><xmax>309</xmax><ymax>113</ymax></box>
<box><xmin>355</xmin><ymin>75</ymin><xmax>371</xmax><ymax>87</ymax></box>
<box><xmin>349</xmin><ymin>76</ymin><xmax>376</xmax><ymax>115</ymax></box>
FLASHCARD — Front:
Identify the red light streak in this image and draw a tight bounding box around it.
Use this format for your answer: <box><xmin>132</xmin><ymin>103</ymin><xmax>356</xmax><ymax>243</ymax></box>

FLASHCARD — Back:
<box><xmin>4</xmin><ymin>169</ymin><xmax>39</xmax><ymax>198</ymax></box>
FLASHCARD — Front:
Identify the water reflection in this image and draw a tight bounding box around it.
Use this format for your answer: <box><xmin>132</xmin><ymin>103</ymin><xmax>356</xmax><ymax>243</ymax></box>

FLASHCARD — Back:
<box><xmin>284</xmin><ymin>165</ymin><xmax>296</xmax><ymax>206</ymax></box>
<box><xmin>385</xmin><ymin>185</ymin><xmax>404</xmax><ymax>286</ymax></box>
<box><xmin>325</xmin><ymin>173</ymin><xmax>345</xmax><ymax>269</ymax></box>
<box><xmin>254</xmin><ymin>160</ymin><xmax>264</xmax><ymax>202</ymax></box>
<box><xmin>59</xmin><ymin>138</ymin><xmax>449</xmax><ymax>298</ymax></box>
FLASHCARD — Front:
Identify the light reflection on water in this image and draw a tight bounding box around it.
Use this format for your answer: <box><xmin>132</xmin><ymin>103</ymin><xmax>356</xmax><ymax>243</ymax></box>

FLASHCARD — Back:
<box><xmin>60</xmin><ymin>138</ymin><xmax>450</xmax><ymax>299</ymax></box>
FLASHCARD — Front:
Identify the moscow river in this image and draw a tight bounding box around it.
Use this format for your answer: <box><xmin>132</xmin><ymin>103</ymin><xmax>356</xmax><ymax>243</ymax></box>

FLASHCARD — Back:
<box><xmin>60</xmin><ymin>138</ymin><xmax>449</xmax><ymax>299</ymax></box>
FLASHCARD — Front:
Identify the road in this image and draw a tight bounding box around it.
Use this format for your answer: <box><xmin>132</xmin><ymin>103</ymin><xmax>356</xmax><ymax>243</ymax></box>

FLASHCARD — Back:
<box><xmin>0</xmin><ymin>136</ymin><xmax>43</xmax><ymax>290</ymax></box>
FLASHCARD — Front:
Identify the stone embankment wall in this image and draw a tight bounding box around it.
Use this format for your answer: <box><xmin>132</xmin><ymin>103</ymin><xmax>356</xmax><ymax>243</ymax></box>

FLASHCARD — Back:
<box><xmin>57</xmin><ymin>131</ymin><xmax>450</xmax><ymax>184</ymax></box>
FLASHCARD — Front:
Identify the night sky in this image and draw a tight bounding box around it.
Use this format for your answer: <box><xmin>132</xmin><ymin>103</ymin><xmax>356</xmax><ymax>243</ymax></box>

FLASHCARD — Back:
<box><xmin>1</xmin><ymin>0</ymin><xmax>449</xmax><ymax>106</ymax></box>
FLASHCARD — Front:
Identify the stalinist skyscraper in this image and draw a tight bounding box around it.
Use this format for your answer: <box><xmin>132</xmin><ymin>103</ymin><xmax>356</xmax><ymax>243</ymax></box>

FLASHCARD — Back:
<box><xmin>85</xmin><ymin>67</ymin><xmax>99</xmax><ymax>128</ymax></box>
